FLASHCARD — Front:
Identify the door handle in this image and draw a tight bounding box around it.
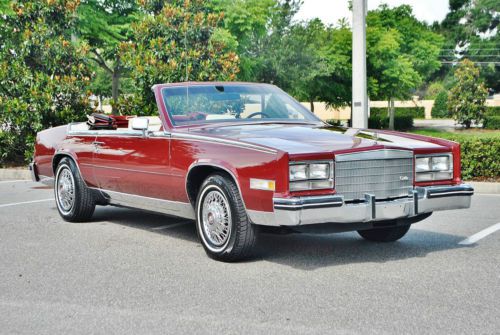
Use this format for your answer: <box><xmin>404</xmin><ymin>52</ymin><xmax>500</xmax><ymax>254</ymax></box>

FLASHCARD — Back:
<box><xmin>92</xmin><ymin>141</ymin><xmax>105</xmax><ymax>146</ymax></box>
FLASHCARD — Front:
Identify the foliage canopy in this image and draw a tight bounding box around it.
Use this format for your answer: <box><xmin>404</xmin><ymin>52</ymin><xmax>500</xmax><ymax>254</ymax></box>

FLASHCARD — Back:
<box><xmin>448</xmin><ymin>59</ymin><xmax>488</xmax><ymax>128</ymax></box>
<box><xmin>121</xmin><ymin>0</ymin><xmax>240</xmax><ymax>115</ymax></box>
<box><xmin>0</xmin><ymin>0</ymin><xmax>93</xmax><ymax>164</ymax></box>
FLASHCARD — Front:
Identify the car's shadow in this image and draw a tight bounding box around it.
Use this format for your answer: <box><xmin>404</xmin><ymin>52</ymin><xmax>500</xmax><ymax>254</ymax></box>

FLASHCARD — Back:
<box><xmin>91</xmin><ymin>206</ymin><xmax>469</xmax><ymax>270</ymax></box>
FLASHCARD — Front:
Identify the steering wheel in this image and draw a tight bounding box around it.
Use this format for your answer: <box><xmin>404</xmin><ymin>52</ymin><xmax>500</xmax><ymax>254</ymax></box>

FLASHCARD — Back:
<box><xmin>246</xmin><ymin>112</ymin><xmax>271</xmax><ymax>119</ymax></box>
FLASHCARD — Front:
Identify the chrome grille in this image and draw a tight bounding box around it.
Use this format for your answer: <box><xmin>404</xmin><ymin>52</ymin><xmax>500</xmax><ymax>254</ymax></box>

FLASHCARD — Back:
<box><xmin>335</xmin><ymin>150</ymin><xmax>413</xmax><ymax>201</ymax></box>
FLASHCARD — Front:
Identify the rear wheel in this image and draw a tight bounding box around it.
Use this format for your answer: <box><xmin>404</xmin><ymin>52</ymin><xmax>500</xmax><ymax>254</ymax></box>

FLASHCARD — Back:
<box><xmin>55</xmin><ymin>157</ymin><xmax>95</xmax><ymax>222</ymax></box>
<box><xmin>195</xmin><ymin>173</ymin><xmax>257</xmax><ymax>262</ymax></box>
<box><xmin>357</xmin><ymin>224</ymin><xmax>411</xmax><ymax>242</ymax></box>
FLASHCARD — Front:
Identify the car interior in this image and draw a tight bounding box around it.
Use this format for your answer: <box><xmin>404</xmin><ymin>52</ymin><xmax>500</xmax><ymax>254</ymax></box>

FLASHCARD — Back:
<box><xmin>69</xmin><ymin>114</ymin><xmax>163</xmax><ymax>133</ymax></box>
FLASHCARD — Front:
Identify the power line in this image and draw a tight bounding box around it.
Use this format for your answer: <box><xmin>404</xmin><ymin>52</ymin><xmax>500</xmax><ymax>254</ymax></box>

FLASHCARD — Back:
<box><xmin>440</xmin><ymin>48</ymin><xmax>500</xmax><ymax>51</ymax></box>
<box><xmin>440</xmin><ymin>61</ymin><xmax>500</xmax><ymax>64</ymax></box>
<box><xmin>439</xmin><ymin>55</ymin><xmax>500</xmax><ymax>58</ymax></box>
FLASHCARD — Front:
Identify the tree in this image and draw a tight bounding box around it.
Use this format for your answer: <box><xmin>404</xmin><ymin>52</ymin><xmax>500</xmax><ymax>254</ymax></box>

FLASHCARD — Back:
<box><xmin>212</xmin><ymin>0</ymin><xmax>277</xmax><ymax>81</ymax></box>
<box><xmin>289</xmin><ymin>20</ymin><xmax>352</xmax><ymax>112</ymax></box>
<box><xmin>431</xmin><ymin>90</ymin><xmax>450</xmax><ymax>118</ymax></box>
<box><xmin>226</xmin><ymin>0</ymin><xmax>302</xmax><ymax>88</ymax></box>
<box><xmin>121</xmin><ymin>0</ymin><xmax>239</xmax><ymax>115</ymax></box>
<box><xmin>0</xmin><ymin>0</ymin><xmax>93</xmax><ymax>164</ymax></box>
<box><xmin>0</xmin><ymin>0</ymin><xmax>12</xmax><ymax>13</ymax></box>
<box><xmin>366</xmin><ymin>5</ymin><xmax>443</xmax><ymax>129</ymax></box>
<box><xmin>438</xmin><ymin>0</ymin><xmax>500</xmax><ymax>92</ymax></box>
<box><xmin>77</xmin><ymin>0</ymin><xmax>140</xmax><ymax>113</ymax></box>
<box><xmin>448</xmin><ymin>59</ymin><xmax>488</xmax><ymax>128</ymax></box>
<box><xmin>216</xmin><ymin>1</ymin><xmax>352</xmax><ymax>111</ymax></box>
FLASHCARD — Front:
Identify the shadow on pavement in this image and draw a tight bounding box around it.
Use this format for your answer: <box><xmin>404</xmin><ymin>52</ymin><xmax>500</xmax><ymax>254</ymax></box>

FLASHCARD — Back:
<box><xmin>254</xmin><ymin>229</ymin><xmax>467</xmax><ymax>270</ymax></box>
<box><xmin>91</xmin><ymin>205</ymin><xmax>468</xmax><ymax>270</ymax></box>
<box><xmin>91</xmin><ymin>206</ymin><xmax>199</xmax><ymax>244</ymax></box>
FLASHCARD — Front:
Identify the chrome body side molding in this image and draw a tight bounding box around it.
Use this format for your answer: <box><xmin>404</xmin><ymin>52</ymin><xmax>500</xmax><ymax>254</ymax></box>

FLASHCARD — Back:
<box><xmin>67</xmin><ymin>123</ymin><xmax>273</xmax><ymax>154</ymax></box>
<box><xmin>172</xmin><ymin>133</ymin><xmax>277</xmax><ymax>154</ymax></box>
<box><xmin>94</xmin><ymin>188</ymin><xmax>195</xmax><ymax>220</ymax></box>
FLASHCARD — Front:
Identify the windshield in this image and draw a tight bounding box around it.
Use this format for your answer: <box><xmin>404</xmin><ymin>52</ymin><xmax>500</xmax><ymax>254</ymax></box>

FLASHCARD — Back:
<box><xmin>161</xmin><ymin>84</ymin><xmax>321</xmax><ymax>126</ymax></box>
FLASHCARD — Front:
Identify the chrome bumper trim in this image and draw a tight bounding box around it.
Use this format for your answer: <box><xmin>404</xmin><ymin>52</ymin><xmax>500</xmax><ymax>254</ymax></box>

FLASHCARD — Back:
<box><xmin>273</xmin><ymin>195</ymin><xmax>343</xmax><ymax>210</ymax></box>
<box><xmin>424</xmin><ymin>185</ymin><xmax>474</xmax><ymax>198</ymax></box>
<box><xmin>29</xmin><ymin>162</ymin><xmax>39</xmax><ymax>182</ymax></box>
<box><xmin>248</xmin><ymin>184</ymin><xmax>473</xmax><ymax>227</ymax></box>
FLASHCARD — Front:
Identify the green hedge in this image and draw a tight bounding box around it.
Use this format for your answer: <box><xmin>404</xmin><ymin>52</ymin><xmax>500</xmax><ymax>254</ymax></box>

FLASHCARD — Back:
<box><xmin>370</xmin><ymin>107</ymin><xmax>425</xmax><ymax>119</ymax></box>
<box><xmin>483</xmin><ymin>115</ymin><xmax>500</xmax><ymax>129</ymax></box>
<box><xmin>0</xmin><ymin>131</ymin><xmax>24</xmax><ymax>167</ymax></box>
<box><xmin>485</xmin><ymin>106</ymin><xmax>500</xmax><ymax>116</ymax></box>
<box><xmin>368</xmin><ymin>115</ymin><xmax>413</xmax><ymax>130</ymax></box>
<box><xmin>456</xmin><ymin>136</ymin><xmax>500</xmax><ymax>179</ymax></box>
<box><xmin>411</xmin><ymin>130</ymin><xmax>500</xmax><ymax>180</ymax></box>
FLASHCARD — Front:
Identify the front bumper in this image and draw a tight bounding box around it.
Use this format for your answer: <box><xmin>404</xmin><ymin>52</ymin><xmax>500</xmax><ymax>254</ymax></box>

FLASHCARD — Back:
<box><xmin>249</xmin><ymin>184</ymin><xmax>473</xmax><ymax>227</ymax></box>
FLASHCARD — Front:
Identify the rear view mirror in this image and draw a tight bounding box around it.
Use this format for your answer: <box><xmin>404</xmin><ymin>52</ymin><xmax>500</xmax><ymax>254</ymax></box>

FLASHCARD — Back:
<box><xmin>131</xmin><ymin>117</ymin><xmax>149</xmax><ymax>131</ymax></box>
<box><xmin>130</xmin><ymin>117</ymin><xmax>149</xmax><ymax>137</ymax></box>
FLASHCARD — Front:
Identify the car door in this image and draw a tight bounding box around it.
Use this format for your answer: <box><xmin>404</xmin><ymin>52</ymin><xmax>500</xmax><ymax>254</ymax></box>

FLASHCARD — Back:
<box><xmin>92</xmin><ymin>129</ymin><xmax>172</xmax><ymax>200</ymax></box>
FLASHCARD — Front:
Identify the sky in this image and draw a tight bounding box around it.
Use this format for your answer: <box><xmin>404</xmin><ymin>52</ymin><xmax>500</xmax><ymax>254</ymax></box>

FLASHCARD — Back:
<box><xmin>295</xmin><ymin>0</ymin><xmax>450</xmax><ymax>25</ymax></box>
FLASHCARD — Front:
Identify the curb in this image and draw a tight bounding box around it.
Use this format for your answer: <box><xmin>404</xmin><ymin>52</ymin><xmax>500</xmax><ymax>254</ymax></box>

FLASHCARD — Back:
<box><xmin>0</xmin><ymin>168</ymin><xmax>498</xmax><ymax>194</ymax></box>
<box><xmin>0</xmin><ymin>168</ymin><xmax>31</xmax><ymax>181</ymax></box>
<box><xmin>468</xmin><ymin>181</ymin><xmax>500</xmax><ymax>195</ymax></box>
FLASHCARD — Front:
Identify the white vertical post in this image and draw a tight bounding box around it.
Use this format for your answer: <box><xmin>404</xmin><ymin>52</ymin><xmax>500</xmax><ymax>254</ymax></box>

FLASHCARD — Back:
<box><xmin>352</xmin><ymin>0</ymin><xmax>368</xmax><ymax>128</ymax></box>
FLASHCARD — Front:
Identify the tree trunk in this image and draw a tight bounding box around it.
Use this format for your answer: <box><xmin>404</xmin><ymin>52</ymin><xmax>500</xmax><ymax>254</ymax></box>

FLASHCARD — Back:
<box><xmin>111</xmin><ymin>57</ymin><xmax>122</xmax><ymax>115</ymax></box>
<box><xmin>111</xmin><ymin>70</ymin><xmax>120</xmax><ymax>115</ymax></box>
<box><xmin>310</xmin><ymin>100</ymin><xmax>314</xmax><ymax>113</ymax></box>
<box><xmin>388</xmin><ymin>98</ymin><xmax>395</xmax><ymax>130</ymax></box>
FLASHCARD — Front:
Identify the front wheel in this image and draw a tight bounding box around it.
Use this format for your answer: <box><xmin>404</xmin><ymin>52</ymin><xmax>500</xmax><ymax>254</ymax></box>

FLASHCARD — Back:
<box><xmin>195</xmin><ymin>173</ymin><xmax>257</xmax><ymax>261</ymax></box>
<box><xmin>357</xmin><ymin>224</ymin><xmax>411</xmax><ymax>242</ymax></box>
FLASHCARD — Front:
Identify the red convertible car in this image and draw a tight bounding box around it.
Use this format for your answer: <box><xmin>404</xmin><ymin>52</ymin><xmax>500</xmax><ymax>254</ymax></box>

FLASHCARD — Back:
<box><xmin>30</xmin><ymin>82</ymin><xmax>473</xmax><ymax>261</ymax></box>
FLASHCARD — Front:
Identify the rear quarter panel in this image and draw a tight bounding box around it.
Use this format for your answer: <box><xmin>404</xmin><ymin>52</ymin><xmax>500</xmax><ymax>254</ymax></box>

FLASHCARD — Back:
<box><xmin>34</xmin><ymin>125</ymin><xmax>68</xmax><ymax>178</ymax></box>
<box><xmin>34</xmin><ymin>125</ymin><xmax>98</xmax><ymax>187</ymax></box>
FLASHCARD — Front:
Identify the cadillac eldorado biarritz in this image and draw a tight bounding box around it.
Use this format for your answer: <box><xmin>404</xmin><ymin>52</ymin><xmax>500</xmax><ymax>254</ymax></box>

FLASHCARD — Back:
<box><xmin>30</xmin><ymin>82</ymin><xmax>474</xmax><ymax>261</ymax></box>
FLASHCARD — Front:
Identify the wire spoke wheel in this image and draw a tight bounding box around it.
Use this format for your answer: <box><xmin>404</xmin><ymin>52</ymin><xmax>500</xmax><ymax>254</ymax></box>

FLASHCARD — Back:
<box><xmin>202</xmin><ymin>190</ymin><xmax>232</xmax><ymax>247</ymax></box>
<box><xmin>56</xmin><ymin>167</ymin><xmax>75</xmax><ymax>213</ymax></box>
<box><xmin>196</xmin><ymin>174</ymin><xmax>257</xmax><ymax>261</ymax></box>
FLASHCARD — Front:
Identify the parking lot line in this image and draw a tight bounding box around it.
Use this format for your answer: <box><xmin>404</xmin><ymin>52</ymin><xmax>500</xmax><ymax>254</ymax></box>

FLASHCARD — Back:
<box><xmin>0</xmin><ymin>198</ymin><xmax>53</xmax><ymax>208</ymax></box>
<box><xmin>151</xmin><ymin>221</ymin><xmax>191</xmax><ymax>230</ymax></box>
<box><xmin>458</xmin><ymin>222</ymin><xmax>500</xmax><ymax>245</ymax></box>
<box><xmin>0</xmin><ymin>180</ymin><xmax>30</xmax><ymax>184</ymax></box>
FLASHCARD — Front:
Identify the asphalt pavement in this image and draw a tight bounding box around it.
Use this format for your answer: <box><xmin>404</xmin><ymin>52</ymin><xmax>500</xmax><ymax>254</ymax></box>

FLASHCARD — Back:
<box><xmin>0</xmin><ymin>180</ymin><xmax>499</xmax><ymax>334</ymax></box>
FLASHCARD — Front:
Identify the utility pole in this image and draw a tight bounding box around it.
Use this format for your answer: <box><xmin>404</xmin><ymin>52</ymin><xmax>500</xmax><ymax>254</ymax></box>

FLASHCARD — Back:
<box><xmin>352</xmin><ymin>0</ymin><xmax>368</xmax><ymax>128</ymax></box>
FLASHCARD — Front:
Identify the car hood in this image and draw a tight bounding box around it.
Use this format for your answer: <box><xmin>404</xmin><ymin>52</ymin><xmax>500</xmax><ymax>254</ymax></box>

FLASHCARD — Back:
<box><xmin>185</xmin><ymin>123</ymin><xmax>445</xmax><ymax>155</ymax></box>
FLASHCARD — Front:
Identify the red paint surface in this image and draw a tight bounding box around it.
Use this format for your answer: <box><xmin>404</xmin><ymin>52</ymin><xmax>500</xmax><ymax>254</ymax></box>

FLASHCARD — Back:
<box><xmin>34</xmin><ymin>83</ymin><xmax>464</xmax><ymax>213</ymax></box>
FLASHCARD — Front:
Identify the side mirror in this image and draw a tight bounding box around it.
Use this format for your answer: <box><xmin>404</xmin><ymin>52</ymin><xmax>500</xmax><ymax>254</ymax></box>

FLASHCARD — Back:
<box><xmin>130</xmin><ymin>117</ymin><xmax>149</xmax><ymax>136</ymax></box>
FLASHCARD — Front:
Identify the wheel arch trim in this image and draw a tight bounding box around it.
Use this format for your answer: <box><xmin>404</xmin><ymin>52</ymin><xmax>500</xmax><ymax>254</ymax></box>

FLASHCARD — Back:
<box><xmin>185</xmin><ymin>161</ymin><xmax>247</xmax><ymax>211</ymax></box>
<box><xmin>52</xmin><ymin>151</ymin><xmax>88</xmax><ymax>187</ymax></box>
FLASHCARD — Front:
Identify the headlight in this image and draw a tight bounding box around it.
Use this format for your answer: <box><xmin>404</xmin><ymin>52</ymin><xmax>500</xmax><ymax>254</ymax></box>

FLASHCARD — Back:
<box><xmin>289</xmin><ymin>164</ymin><xmax>308</xmax><ymax>181</ymax></box>
<box><xmin>415</xmin><ymin>154</ymin><xmax>453</xmax><ymax>182</ymax></box>
<box><xmin>289</xmin><ymin>161</ymin><xmax>333</xmax><ymax>191</ymax></box>
<box><xmin>431</xmin><ymin>156</ymin><xmax>450</xmax><ymax>171</ymax></box>
<box><xmin>415</xmin><ymin>157</ymin><xmax>431</xmax><ymax>172</ymax></box>
<box><xmin>309</xmin><ymin>163</ymin><xmax>330</xmax><ymax>179</ymax></box>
